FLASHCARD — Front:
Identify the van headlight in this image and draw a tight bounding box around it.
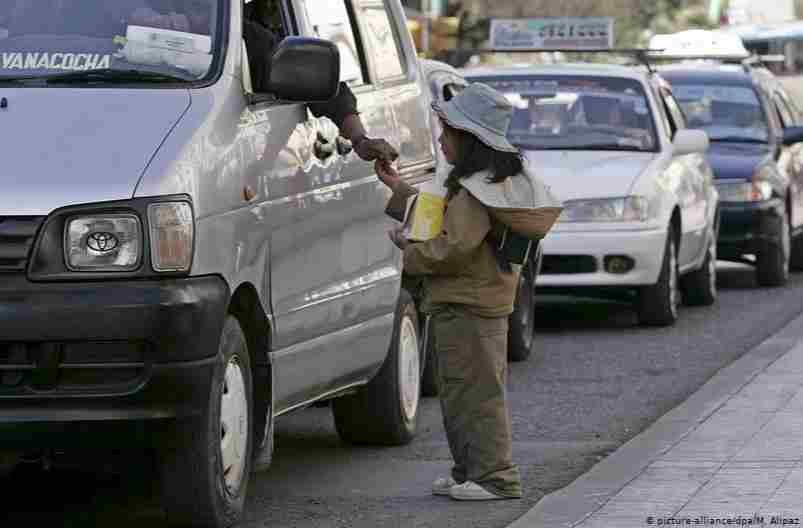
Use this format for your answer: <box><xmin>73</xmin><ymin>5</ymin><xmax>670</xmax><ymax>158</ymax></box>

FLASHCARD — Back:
<box><xmin>28</xmin><ymin>195</ymin><xmax>194</xmax><ymax>280</ymax></box>
<box><xmin>559</xmin><ymin>196</ymin><xmax>651</xmax><ymax>223</ymax></box>
<box><xmin>148</xmin><ymin>202</ymin><xmax>194</xmax><ymax>272</ymax></box>
<box><xmin>65</xmin><ymin>215</ymin><xmax>142</xmax><ymax>271</ymax></box>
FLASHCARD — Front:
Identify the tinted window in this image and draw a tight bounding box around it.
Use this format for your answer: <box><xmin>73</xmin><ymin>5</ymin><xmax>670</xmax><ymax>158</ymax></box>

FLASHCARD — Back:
<box><xmin>670</xmin><ymin>83</ymin><xmax>769</xmax><ymax>142</ymax></box>
<box><xmin>301</xmin><ymin>0</ymin><xmax>364</xmax><ymax>85</ymax></box>
<box><xmin>360</xmin><ymin>1</ymin><xmax>404</xmax><ymax>81</ymax></box>
<box><xmin>0</xmin><ymin>0</ymin><xmax>222</xmax><ymax>82</ymax></box>
<box><xmin>475</xmin><ymin>75</ymin><xmax>658</xmax><ymax>152</ymax></box>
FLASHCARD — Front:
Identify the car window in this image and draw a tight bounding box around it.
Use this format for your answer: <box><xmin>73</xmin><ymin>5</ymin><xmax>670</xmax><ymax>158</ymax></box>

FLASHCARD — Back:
<box><xmin>300</xmin><ymin>0</ymin><xmax>365</xmax><ymax>86</ymax></box>
<box><xmin>663</xmin><ymin>90</ymin><xmax>687</xmax><ymax>131</ymax></box>
<box><xmin>774</xmin><ymin>93</ymin><xmax>794</xmax><ymax>128</ymax></box>
<box><xmin>474</xmin><ymin>74</ymin><xmax>658</xmax><ymax>152</ymax></box>
<box><xmin>670</xmin><ymin>83</ymin><xmax>769</xmax><ymax>143</ymax></box>
<box><xmin>359</xmin><ymin>0</ymin><xmax>404</xmax><ymax>82</ymax></box>
<box><xmin>0</xmin><ymin>0</ymin><xmax>223</xmax><ymax>82</ymax></box>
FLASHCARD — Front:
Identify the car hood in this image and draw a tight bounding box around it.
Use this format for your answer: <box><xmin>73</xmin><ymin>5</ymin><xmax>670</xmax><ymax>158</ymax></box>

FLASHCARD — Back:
<box><xmin>523</xmin><ymin>150</ymin><xmax>657</xmax><ymax>201</ymax></box>
<box><xmin>706</xmin><ymin>142</ymin><xmax>772</xmax><ymax>181</ymax></box>
<box><xmin>0</xmin><ymin>88</ymin><xmax>191</xmax><ymax>215</ymax></box>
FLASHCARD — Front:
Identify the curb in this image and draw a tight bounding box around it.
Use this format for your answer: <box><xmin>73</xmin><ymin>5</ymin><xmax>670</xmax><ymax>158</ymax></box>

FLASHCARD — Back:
<box><xmin>508</xmin><ymin>312</ymin><xmax>803</xmax><ymax>528</ymax></box>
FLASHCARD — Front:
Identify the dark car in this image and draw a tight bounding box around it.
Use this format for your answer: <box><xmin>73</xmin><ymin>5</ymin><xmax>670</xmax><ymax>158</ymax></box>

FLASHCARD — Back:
<box><xmin>661</xmin><ymin>64</ymin><xmax>803</xmax><ymax>286</ymax></box>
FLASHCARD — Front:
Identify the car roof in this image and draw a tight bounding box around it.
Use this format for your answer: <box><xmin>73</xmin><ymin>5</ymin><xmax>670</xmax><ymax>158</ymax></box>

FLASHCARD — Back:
<box><xmin>462</xmin><ymin>63</ymin><xmax>650</xmax><ymax>83</ymax></box>
<box><xmin>657</xmin><ymin>64</ymin><xmax>756</xmax><ymax>87</ymax></box>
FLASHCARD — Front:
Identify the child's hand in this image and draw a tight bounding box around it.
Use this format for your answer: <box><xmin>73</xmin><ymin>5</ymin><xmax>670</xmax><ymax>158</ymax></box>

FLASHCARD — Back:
<box><xmin>375</xmin><ymin>160</ymin><xmax>402</xmax><ymax>191</ymax></box>
<box><xmin>388</xmin><ymin>228</ymin><xmax>408</xmax><ymax>250</ymax></box>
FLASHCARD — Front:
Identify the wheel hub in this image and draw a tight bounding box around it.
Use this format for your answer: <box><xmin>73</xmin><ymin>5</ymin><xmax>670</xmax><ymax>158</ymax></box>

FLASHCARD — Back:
<box><xmin>220</xmin><ymin>356</ymin><xmax>249</xmax><ymax>495</ymax></box>
<box><xmin>398</xmin><ymin>317</ymin><xmax>420</xmax><ymax>422</ymax></box>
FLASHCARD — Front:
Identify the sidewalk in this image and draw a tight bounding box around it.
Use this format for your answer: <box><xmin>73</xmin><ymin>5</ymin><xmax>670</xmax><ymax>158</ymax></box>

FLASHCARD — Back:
<box><xmin>511</xmin><ymin>312</ymin><xmax>803</xmax><ymax>528</ymax></box>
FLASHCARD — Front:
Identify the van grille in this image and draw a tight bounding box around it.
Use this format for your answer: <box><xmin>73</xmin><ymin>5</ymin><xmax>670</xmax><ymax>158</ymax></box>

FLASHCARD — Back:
<box><xmin>0</xmin><ymin>217</ymin><xmax>44</xmax><ymax>272</ymax></box>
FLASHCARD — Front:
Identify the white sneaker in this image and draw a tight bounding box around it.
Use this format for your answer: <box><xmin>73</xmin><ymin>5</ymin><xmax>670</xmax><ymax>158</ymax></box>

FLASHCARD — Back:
<box><xmin>448</xmin><ymin>481</ymin><xmax>506</xmax><ymax>501</ymax></box>
<box><xmin>432</xmin><ymin>476</ymin><xmax>458</xmax><ymax>496</ymax></box>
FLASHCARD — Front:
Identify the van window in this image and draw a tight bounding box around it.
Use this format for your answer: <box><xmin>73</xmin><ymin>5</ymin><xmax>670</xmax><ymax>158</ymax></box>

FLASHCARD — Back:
<box><xmin>0</xmin><ymin>0</ymin><xmax>223</xmax><ymax>82</ymax></box>
<box><xmin>300</xmin><ymin>0</ymin><xmax>365</xmax><ymax>86</ymax></box>
<box><xmin>359</xmin><ymin>1</ymin><xmax>404</xmax><ymax>81</ymax></box>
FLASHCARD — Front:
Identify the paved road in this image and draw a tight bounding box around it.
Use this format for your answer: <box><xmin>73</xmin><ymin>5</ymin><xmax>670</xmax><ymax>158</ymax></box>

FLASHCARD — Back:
<box><xmin>6</xmin><ymin>263</ymin><xmax>803</xmax><ymax>528</ymax></box>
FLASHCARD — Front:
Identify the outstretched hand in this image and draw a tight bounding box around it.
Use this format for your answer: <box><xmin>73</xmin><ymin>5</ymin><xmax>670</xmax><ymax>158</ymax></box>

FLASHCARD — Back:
<box><xmin>374</xmin><ymin>159</ymin><xmax>401</xmax><ymax>191</ymax></box>
<box><xmin>354</xmin><ymin>137</ymin><xmax>398</xmax><ymax>163</ymax></box>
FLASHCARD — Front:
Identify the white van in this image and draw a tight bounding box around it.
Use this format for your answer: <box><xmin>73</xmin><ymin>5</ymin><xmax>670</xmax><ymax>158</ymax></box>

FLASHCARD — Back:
<box><xmin>0</xmin><ymin>0</ymin><xmax>436</xmax><ymax>525</ymax></box>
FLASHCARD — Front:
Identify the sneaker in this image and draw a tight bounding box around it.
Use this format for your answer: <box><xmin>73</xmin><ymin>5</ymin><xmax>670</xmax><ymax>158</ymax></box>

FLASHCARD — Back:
<box><xmin>448</xmin><ymin>481</ymin><xmax>507</xmax><ymax>501</ymax></box>
<box><xmin>432</xmin><ymin>476</ymin><xmax>458</xmax><ymax>496</ymax></box>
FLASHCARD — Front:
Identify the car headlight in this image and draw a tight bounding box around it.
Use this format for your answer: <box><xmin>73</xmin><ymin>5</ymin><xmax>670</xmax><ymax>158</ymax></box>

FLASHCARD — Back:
<box><xmin>559</xmin><ymin>196</ymin><xmax>650</xmax><ymax>223</ymax></box>
<box><xmin>715</xmin><ymin>180</ymin><xmax>772</xmax><ymax>202</ymax></box>
<box><xmin>65</xmin><ymin>215</ymin><xmax>142</xmax><ymax>271</ymax></box>
<box><xmin>148</xmin><ymin>202</ymin><xmax>194</xmax><ymax>272</ymax></box>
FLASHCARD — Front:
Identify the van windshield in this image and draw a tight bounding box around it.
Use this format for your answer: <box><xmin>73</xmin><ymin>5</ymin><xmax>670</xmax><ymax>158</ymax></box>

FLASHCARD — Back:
<box><xmin>0</xmin><ymin>0</ymin><xmax>222</xmax><ymax>83</ymax></box>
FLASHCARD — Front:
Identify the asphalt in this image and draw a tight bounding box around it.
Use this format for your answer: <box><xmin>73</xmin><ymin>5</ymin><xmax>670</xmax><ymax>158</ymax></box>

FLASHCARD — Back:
<box><xmin>510</xmin><ymin>309</ymin><xmax>803</xmax><ymax>527</ymax></box>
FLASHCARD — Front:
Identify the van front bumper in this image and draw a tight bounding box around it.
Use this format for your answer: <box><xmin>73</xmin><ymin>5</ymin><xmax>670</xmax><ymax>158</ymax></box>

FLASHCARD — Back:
<box><xmin>0</xmin><ymin>274</ymin><xmax>229</xmax><ymax>445</ymax></box>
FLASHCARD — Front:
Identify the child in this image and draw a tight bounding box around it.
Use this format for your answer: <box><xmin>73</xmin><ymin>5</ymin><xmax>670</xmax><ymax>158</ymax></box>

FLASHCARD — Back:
<box><xmin>376</xmin><ymin>82</ymin><xmax>562</xmax><ymax>500</ymax></box>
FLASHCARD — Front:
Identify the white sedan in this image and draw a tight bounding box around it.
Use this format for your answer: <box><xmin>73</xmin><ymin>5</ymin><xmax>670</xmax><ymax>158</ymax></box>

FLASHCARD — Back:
<box><xmin>464</xmin><ymin>64</ymin><xmax>719</xmax><ymax>326</ymax></box>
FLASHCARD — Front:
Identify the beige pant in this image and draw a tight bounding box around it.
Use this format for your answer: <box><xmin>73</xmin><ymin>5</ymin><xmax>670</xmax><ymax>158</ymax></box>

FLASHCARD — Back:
<box><xmin>431</xmin><ymin>304</ymin><xmax>522</xmax><ymax>498</ymax></box>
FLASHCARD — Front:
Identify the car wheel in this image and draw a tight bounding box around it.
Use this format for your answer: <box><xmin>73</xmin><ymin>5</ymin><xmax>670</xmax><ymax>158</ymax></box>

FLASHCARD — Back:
<box><xmin>756</xmin><ymin>210</ymin><xmax>790</xmax><ymax>287</ymax></box>
<box><xmin>681</xmin><ymin>231</ymin><xmax>717</xmax><ymax>306</ymax></box>
<box><xmin>507</xmin><ymin>264</ymin><xmax>536</xmax><ymax>362</ymax></box>
<box><xmin>159</xmin><ymin>315</ymin><xmax>254</xmax><ymax>528</ymax></box>
<box><xmin>332</xmin><ymin>290</ymin><xmax>420</xmax><ymax>445</ymax></box>
<box><xmin>420</xmin><ymin>315</ymin><xmax>439</xmax><ymax>397</ymax></box>
<box><xmin>638</xmin><ymin>229</ymin><xmax>680</xmax><ymax>326</ymax></box>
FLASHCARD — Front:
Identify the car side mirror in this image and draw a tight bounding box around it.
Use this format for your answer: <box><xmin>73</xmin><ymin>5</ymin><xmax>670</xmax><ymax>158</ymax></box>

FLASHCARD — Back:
<box><xmin>783</xmin><ymin>126</ymin><xmax>803</xmax><ymax>146</ymax></box>
<box><xmin>672</xmin><ymin>129</ymin><xmax>709</xmax><ymax>155</ymax></box>
<box><xmin>264</xmin><ymin>36</ymin><xmax>340</xmax><ymax>103</ymax></box>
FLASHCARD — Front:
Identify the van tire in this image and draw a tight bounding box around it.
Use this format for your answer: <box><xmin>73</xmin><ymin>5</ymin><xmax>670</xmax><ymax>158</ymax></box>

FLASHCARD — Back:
<box><xmin>508</xmin><ymin>264</ymin><xmax>536</xmax><ymax>362</ymax></box>
<box><xmin>159</xmin><ymin>315</ymin><xmax>254</xmax><ymax>528</ymax></box>
<box><xmin>638</xmin><ymin>229</ymin><xmax>680</xmax><ymax>326</ymax></box>
<box><xmin>332</xmin><ymin>290</ymin><xmax>420</xmax><ymax>445</ymax></box>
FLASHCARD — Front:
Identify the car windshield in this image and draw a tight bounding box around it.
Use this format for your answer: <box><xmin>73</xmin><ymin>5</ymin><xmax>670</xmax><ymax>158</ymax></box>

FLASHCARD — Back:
<box><xmin>475</xmin><ymin>75</ymin><xmax>658</xmax><ymax>152</ymax></box>
<box><xmin>0</xmin><ymin>0</ymin><xmax>222</xmax><ymax>83</ymax></box>
<box><xmin>670</xmin><ymin>83</ymin><xmax>769</xmax><ymax>142</ymax></box>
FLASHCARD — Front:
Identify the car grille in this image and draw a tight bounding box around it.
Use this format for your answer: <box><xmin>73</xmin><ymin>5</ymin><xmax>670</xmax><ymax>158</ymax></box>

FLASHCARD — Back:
<box><xmin>540</xmin><ymin>255</ymin><xmax>597</xmax><ymax>275</ymax></box>
<box><xmin>0</xmin><ymin>341</ymin><xmax>148</xmax><ymax>397</ymax></box>
<box><xmin>0</xmin><ymin>217</ymin><xmax>45</xmax><ymax>273</ymax></box>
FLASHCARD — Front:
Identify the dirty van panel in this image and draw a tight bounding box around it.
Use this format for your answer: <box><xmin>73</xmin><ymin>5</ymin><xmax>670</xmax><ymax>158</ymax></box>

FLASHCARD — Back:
<box><xmin>269</xmin><ymin>0</ymin><xmax>401</xmax><ymax>412</ymax></box>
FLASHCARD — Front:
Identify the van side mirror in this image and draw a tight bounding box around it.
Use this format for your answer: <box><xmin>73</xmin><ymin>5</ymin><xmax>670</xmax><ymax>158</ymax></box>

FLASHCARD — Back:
<box><xmin>266</xmin><ymin>37</ymin><xmax>340</xmax><ymax>102</ymax></box>
<box><xmin>783</xmin><ymin>126</ymin><xmax>803</xmax><ymax>146</ymax></box>
<box><xmin>673</xmin><ymin>129</ymin><xmax>709</xmax><ymax>155</ymax></box>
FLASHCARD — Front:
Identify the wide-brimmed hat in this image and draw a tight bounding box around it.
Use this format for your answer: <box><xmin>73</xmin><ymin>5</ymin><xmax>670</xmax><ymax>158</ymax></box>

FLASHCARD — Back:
<box><xmin>432</xmin><ymin>82</ymin><xmax>518</xmax><ymax>154</ymax></box>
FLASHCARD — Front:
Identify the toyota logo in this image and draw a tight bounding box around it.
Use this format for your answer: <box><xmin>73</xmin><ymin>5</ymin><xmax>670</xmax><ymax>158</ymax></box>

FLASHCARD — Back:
<box><xmin>86</xmin><ymin>232</ymin><xmax>119</xmax><ymax>253</ymax></box>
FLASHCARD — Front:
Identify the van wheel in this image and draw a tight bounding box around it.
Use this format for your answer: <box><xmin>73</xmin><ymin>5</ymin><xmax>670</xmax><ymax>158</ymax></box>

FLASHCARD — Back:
<box><xmin>159</xmin><ymin>316</ymin><xmax>253</xmax><ymax>528</ymax></box>
<box><xmin>420</xmin><ymin>315</ymin><xmax>439</xmax><ymax>397</ymax></box>
<box><xmin>333</xmin><ymin>290</ymin><xmax>420</xmax><ymax>445</ymax></box>
<box><xmin>681</xmin><ymin>233</ymin><xmax>717</xmax><ymax>306</ymax></box>
<box><xmin>638</xmin><ymin>229</ymin><xmax>680</xmax><ymax>326</ymax></box>
<box><xmin>757</xmin><ymin>211</ymin><xmax>790</xmax><ymax>286</ymax></box>
<box><xmin>508</xmin><ymin>264</ymin><xmax>536</xmax><ymax>362</ymax></box>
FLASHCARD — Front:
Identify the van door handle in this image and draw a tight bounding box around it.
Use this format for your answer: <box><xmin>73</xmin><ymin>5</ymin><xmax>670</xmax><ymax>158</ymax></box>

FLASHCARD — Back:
<box><xmin>314</xmin><ymin>132</ymin><xmax>335</xmax><ymax>159</ymax></box>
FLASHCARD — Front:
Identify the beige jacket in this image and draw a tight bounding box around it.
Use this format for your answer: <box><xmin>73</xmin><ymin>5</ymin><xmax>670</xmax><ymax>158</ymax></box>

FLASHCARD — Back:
<box><xmin>387</xmin><ymin>169</ymin><xmax>562</xmax><ymax>318</ymax></box>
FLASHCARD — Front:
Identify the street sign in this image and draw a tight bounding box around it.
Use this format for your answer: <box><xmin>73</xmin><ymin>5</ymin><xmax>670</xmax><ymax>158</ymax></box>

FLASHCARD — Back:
<box><xmin>489</xmin><ymin>17</ymin><xmax>614</xmax><ymax>51</ymax></box>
